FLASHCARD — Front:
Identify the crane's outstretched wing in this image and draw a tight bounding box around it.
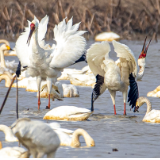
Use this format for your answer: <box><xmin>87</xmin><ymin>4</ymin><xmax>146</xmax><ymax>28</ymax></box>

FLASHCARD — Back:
<box><xmin>49</xmin><ymin>17</ymin><xmax>86</xmax><ymax>69</ymax></box>
<box><xmin>86</xmin><ymin>41</ymin><xmax>111</xmax><ymax>77</ymax></box>
<box><xmin>112</xmin><ymin>40</ymin><xmax>137</xmax><ymax>77</ymax></box>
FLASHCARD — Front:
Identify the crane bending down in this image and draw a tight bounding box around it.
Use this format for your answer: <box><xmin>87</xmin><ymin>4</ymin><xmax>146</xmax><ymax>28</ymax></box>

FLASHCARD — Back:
<box><xmin>16</xmin><ymin>15</ymin><xmax>86</xmax><ymax>109</ymax></box>
<box><xmin>87</xmin><ymin>40</ymin><xmax>139</xmax><ymax>115</ymax></box>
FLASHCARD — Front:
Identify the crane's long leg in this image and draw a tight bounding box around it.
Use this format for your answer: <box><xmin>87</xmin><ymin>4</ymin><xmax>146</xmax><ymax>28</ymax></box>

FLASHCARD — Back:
<box><xmin>109</xmin><ymin>90</ymin><xmax>116</xmax><ymax>115</ymax></box>
<box><xmin>46</xmin><ymin>77</ymin><xmax>53</xmax><ymax>109</ymax></box>
<box><xmin>36</xmin><ymin>76</ymin><xmax>42</xmax><ymax>110</ymax></box>
<box><xmin>38</xmin><ymin>91</ymin><xmax>41</xmax><ymax>110</ymax></box>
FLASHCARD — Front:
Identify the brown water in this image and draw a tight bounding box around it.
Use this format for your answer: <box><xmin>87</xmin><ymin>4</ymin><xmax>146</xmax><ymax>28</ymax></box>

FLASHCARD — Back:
<box><xmin>0</xmin><ymin>39</ymin><xmax>160</xmax><ymax>158</ymax></box>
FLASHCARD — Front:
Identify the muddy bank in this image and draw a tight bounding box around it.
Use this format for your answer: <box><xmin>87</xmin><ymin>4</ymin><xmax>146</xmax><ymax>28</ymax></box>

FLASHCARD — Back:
<box><xmin>0</xmin><ymin>0</ymin><xmax>159</xmax><ymax>41</ymax></box>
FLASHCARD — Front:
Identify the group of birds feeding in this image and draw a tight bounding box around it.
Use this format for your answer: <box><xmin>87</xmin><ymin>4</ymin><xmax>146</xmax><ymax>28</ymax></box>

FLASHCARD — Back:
<box><xmin>0</xmin><ymin>14</ymin><xmax>159</xmax><ymax>158</ymax></box>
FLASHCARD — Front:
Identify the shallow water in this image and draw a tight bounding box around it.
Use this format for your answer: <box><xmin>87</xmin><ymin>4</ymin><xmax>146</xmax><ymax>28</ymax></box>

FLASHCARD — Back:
<box><xmin>0</xmin><ymin>39</ymin><xmax>160</xmax><ymax>158</ymax></box>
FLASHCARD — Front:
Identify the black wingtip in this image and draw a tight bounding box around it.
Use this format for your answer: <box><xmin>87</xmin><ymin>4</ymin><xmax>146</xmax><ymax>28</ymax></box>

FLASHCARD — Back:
<box><xmin>74</xmin><ymin>51</ymin><xmax>87</xmax><ymax>64</ymax></box>
<box><xmin>128</xmin><ymin>73</ymin><xmax>139</xmax><ymax>111</ymax></box>
<box><xmin>91</xmin><ymin>74</ymin><xmax>104</xmax><ymax>112</ymax></box>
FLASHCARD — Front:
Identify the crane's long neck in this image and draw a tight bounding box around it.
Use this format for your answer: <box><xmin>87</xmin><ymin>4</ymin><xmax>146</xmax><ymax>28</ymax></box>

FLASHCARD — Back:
<box><xmin>137</xmin><ymin>58</ymin><xmax>145</xmax><ymax>80</ymax></box>
<box><xmin>0</xmin><ymin>125</ymin><xmax>18</xmax><ymax>142</ymax></box>
<box><xmin>138</xmin><ymin>97</ymin><xmax>152</xmax><ymax>114</ymax></box>
<box><xmin>31</xmin><ymin>28</ymin><xmax>43</xmax><ymax>60</ymax></box>
<box><xmin>0</xmin><ymin>49</ymin><xmax>6</xmax><ymax>68</ymax></box>
<box><xmin>70</xmin><ymin>129</ymin><xmax>94</xmax><ymax>147</ymax></box>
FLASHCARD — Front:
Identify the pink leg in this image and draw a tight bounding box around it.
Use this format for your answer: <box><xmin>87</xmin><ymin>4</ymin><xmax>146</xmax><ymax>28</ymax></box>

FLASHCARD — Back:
<box><xmin>46</xmin><ymin>94</ymin><xmax>50</xmax><ymax>109</ymax></box>
<box><xmin>124</xmin><ymin>103</ymin><xmax>126</xmax><ymax>115</ymax></box>
<box><xmin>114</xmin><ymin>105</ymin><xmax>116</xmax><ymax>115</ymax></box>
<box><xmin>38</xmin><ymin>91</ymin><xmax>41</xmax><ymax>110</ymax></box>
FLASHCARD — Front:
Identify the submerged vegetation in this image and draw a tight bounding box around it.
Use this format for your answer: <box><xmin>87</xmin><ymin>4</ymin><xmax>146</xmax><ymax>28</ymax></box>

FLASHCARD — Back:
<box><xmin>0</xmin><ymin>0</ymin><xmax>159</xmax><ymax>41</ymax></box>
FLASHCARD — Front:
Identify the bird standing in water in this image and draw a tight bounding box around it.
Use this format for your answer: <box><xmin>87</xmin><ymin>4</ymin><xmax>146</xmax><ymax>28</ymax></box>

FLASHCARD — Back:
<box><xmin>15</xmin><ymin>15</ymin><xmax>86</xmax><ymax>109</ymax></box>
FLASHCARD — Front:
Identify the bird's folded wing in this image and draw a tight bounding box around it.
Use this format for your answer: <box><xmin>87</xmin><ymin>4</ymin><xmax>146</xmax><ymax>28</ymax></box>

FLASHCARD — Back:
<box><xmin>49</xmin><ymin>18</ymin><xmax>86</xmax><ymax>68</ymax></box>
<box><xmin>112</xmin><ymin>40</ymin><xmax>137</xmax><ymax>77</ymax></box>
<box><xmin>86</xmin><ymin>41</ymin><xmax>111</xmax><ymax>76</ymax></box>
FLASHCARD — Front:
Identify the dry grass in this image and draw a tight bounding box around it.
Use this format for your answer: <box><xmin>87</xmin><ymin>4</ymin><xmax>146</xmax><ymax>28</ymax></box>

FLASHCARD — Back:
<box><xmin>0</xmin><ymin>0</ymin><xmax>159</xmax><ymax>41</ymax></box>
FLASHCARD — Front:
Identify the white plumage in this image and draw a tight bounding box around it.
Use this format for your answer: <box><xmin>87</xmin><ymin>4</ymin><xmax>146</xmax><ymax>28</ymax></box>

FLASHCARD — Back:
<box><xmin>11</xmin><ymin>118</ymin><xmax>60</xmax><ymax>158</ymax></box>
<box><xmin>16</xmin><ymin>15</ymin><xmax>86</xmax><ymax>109</ymax></box>
<box><xmin>0</xmin><ymin>44</ymin><xmax>18</xmax><ymax>74</ymax></box>
<box><xmin>0</xmin><ymin>125</ymin><xmax>18</xmax><ymax>142</ymax></box>
<box><xmin>135</xmin><ymin>97</ymin><xmax>160</xmax><ymax>123</ymax></box>
<box><xmin>87</xmin><ymin>40</ymin><xmax>138</xmax><ymax>115</ymax></box>
<box><xmin>43</xmin><ymin>105</ymin><xmax>92</xmax><ymax>121</ymax></box>
<box><xmin>0</xmin><ymin>142</ymin><xmax>29</xmax><ymax>158</ymax></box>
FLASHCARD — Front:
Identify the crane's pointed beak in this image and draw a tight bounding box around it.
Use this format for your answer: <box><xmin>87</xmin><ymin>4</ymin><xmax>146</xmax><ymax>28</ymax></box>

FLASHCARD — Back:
<box><xmin>144</xmin><ymin>38</ymin><xmax>152</xmax><ymax>54</ymax></box>
<box><xmin>27</xmin><ymin>23</ymin><xmax>35</xmax><ymax>46</ymax></box>
<box><xmin>139</xmin><ymin>36</ymin><xmax>151</xmax><ymax>59</ymax></box>
<box><xmin>141</xmin><ymin>36</ymin><xmax>147</xmax><ymax>52</ymax></box>
<box><xmin>27</xmin><ymin>29</ymin><xmax>34</xmax><ymax>46</ymax></box>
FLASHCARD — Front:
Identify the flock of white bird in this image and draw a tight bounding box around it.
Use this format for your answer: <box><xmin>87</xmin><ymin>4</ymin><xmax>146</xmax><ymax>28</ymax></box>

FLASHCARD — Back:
<box><xmin>0</xmin><ymin>15</ymin><xmax>160</xmax><ymax>158</ymax></box>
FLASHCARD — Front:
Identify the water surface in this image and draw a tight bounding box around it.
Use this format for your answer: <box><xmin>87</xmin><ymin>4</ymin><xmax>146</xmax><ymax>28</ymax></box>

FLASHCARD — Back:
<box><xmin>0</xmin><ymin>39</ymin><xmax>160</xmax><ymax>158</ymax></box>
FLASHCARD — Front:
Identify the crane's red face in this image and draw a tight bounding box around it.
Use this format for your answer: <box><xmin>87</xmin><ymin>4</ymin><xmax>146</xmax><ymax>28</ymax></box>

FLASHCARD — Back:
<box><xmin>139</xmin><ymin>50</ymin><xmax>147</xmax><ymax>59</ymax></box>
<box><xmin>138</xmin><ymin>36</ymin><xmax>151</xmax><ymax>59</ymax></box>
<box><xmin>27</xmin><ymin>23</ymin><xmax>35</xmax><ymax>45</ymax></box>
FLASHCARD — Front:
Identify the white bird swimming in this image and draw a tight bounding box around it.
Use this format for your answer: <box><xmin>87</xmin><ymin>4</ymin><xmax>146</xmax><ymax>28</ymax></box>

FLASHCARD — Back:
<box><xmin>16</xmin><ymin>15</ymin><xmax>86</xmax><ymax>110</ymax></box>
<box><xmin>134</xmin><ymin>97</ymin><xmax>160</xmax><ymax>123</ymax></box>
<box><xmin>55</xmin><ymin>82</ymin><xmax>79</xmax><ymax>98</ymax></box>
<box><xmin>0</xmin><ymin>141</ymin><xmax>30</xmax><ymax>158</ymax></box>
<box><xmin>0</xmin><ymin>124</ymin><xmax>18</xmax><ymax>142</ymax></box>
<box><xmin>43</xmin><ymin>105</ymin><xmax>92</xmax><ymax>121</ymax></box>
<box><xmin>52</xmin><ymin>128</ymin><xmax>95</xmax><ymax>147</ymax></box>
<box><xmin>11</xmin><ymin>118</ymin><xmax>60</xmax><ymax>158</ymax></box>
<box><xmin>39</xmin><ymin>83</ymin><xmax>62</xmax><ymax>101</ymax></box>
<box><xmin>0</xmin><ymin>44</ymin><xmax>17</xmax><ymax>74</ymax></box>
<box><xmin>0</xmin><ymin>39</ymin><xmax>16</xmax><ymax>56</ymax></box>
<box><xmin>87</xmin><ymin>40</ymin><xmax>139</xmax><ymax>115</ymax></box>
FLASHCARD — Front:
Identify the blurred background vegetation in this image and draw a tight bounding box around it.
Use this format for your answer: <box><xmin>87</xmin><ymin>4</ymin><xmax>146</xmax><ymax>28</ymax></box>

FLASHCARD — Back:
<box><xmin>0</xmin><ymin>0</ymin><xmax>159</xmax><ymax>41</ymax></box>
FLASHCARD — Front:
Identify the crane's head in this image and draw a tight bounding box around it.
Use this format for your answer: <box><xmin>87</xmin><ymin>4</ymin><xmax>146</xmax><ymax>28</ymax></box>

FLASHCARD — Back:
<box><xmin>27</xmin><ymin>16</ymin><xmax>39</xmax><ymax>46</ymax></box>
<box><xmin>27</xmin><ymin>22</ymin><xmax>35</xmax><ymax>46</ymax></box>
<box><xmin>138</xmin><ymin>36</ymin><xmax>151</xmax><ymax>59</ymax></box>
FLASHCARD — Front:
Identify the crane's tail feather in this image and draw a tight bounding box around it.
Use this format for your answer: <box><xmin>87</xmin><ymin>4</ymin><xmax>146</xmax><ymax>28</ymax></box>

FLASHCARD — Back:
<box><xmin>91</xmin><ymin>74</ymin><xmax>105</xmax><ymax>112</ymax></box>
<box><xmin>128</xmin><ymin>73</ymin><xmax>139</xmax><ymax>111</ymax></box>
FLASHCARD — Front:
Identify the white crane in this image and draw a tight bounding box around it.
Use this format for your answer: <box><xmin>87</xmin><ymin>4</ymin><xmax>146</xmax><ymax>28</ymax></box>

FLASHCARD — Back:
<box><xmin>87</xmin><ymin>40</ymin><xmax>139</xmax><ymax>115</ymax></box>
<box><xmin>11</xmin><ymin>118</ymin><xmax>60</xmax><ymax>158</ymax></box>
<box><xmin>16</xmin><ymin>15</ymin><xmax>86</xmax><ymax>109</ymax></box>
<box><xmin>15</xmin><ymin>15</ymin><xmax>52</xmax><ymax>109</ymax></box>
